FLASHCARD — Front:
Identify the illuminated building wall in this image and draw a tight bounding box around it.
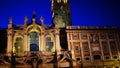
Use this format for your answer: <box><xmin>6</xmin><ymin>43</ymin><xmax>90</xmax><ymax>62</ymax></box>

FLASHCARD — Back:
<box><xmin>66</xmin><ymin>26</ymin><xmax>120</xmax><ymax>67</ymax></box>
<box><xmin>5</xmin><ymin>0</ymin><xmax>120</xmax><ymax>67</ymax></box>
<box><xmin>7</xmin><ymin>16</ymin><xmax>61</xmax><ymax>55</ymax></box>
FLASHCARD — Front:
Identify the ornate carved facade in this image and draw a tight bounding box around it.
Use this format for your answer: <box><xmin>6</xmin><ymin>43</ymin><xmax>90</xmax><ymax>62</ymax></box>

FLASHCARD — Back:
<box><xmin>7</xmin><ymin>16</ymin><xmax>61</xmax><ymax>54</ymax></box>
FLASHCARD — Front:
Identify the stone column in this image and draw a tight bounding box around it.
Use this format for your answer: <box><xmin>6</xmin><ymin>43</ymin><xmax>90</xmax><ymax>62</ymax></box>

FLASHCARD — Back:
<box><xmin>23</xmin><ymin>16</ymin><xmax>28</xmax><ymax>52</ymax></box>
<box><xmin>107</xmin><ymin>34</ymin><xmax>112</xmax><ymax>59</ymax></box>
<box><xmin>23</xmin><ymin>31</ymin><xmax>27</xmax><ymax>52</ymax></box>
<box><xmin>67</xmin><ymin>32</ymin><xmax>76</xmax><ymax>60</ymax></box>
<box><xmin>7</xmin><ymin>30</ymin><xmax>13</xmax><ymax>53</ymax></box>
<box><xmin>71</xmin><ymin>33</ymin><xmax>76</xmax><ymax>60</ymax></box>
<box><xmin>27</xmin><ymin>34</ymin><xmax>30</xmax><ymax>51</ymax></box>
<box><xmin>67</xmin><ymin>32</ymin><xmax>71</xmax><ymax>50</ymax></box>
<box><xmin>41</xmin><ymin>30</ymin><xmax>45</xmax><ymax>51</ymax></box>
<box><xmin>55</xmin><ymin>28</ymin><xmax>61</xmax><ymax>54</ymax></box>
<box><xmin>7</xmin><ymin>17</ymin><xmax>13</xmax><ymax>53</ymax></box>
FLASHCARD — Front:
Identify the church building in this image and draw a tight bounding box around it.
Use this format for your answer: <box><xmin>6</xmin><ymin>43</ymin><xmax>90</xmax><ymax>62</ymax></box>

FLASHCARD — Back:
<box><xmin>2</xmin><ymin>0</ymin><xmax>120</xmax><ymax>68</ymax></box>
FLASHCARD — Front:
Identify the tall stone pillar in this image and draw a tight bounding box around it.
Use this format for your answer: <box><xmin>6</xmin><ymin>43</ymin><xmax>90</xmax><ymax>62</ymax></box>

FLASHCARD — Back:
<box><xmin>41</xmin><ymin>30</ymin><xmax>45</xmax><ymax>51</ymax></box>
<box><xmin>23</xmin><ymin>16</ymin><xmax>28</xmax><ymax>52</ymax></box>
<box><xmin>7</xmin><ymin>30</ymin><xmax>13</xmax><ymax>53</ymax></box>
<box><xmin>71</xmin><ymin>38</ymin><xmax>76</xmax><ymax>60</ymax></box>
<box><xmin>67</xmin><ymin>32</ymin><xmax>71</xmax><ymax>50</ymax></box>
<box><xmin>70</xmin><ymin>32</ymin><xmax>76</xmax><ymax>67</ymax></box>
<box><xmin>27</xmin><ymin>34</ymin><xmax>30</xmax><ymax>51</ymax></box>
<box><xmin>67</xmin><ymin>32</ymin><xmax>75</xmax><ymax>60</ymax></box>
<box><xmin>7</xmin><ymin>17</ymin><xmax>13</xmax><ymax>53</ymax></box>
<box><xmin>23</xmin><ymin>32</ymin><xmax>27</xmax><ymax>52</ymax></box>
<box><xmin>55</xmin><ymin>28</ymin><xmax>61</xmax><ymax>54</ymax></box>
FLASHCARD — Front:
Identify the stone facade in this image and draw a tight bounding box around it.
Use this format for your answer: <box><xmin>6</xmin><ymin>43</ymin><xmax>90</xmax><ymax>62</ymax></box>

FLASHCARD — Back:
<box><xmin>5</xmin><ymin>17</ymin><xmax>120</xmax><ymax>68</ymax></box>
<box><xmin>0</xmin><ymin>0</ymin><xmax>120</xmax><ymax>68</ymax></box>
<box><xmin>66</xmin><ymin>26</ymin><xmax>120</xmax><ymax>68</ymax></box>
<box><xmin>7</xmin><ymin>16</ymin><xmax>61</xmax><ymax>54</ymax></box>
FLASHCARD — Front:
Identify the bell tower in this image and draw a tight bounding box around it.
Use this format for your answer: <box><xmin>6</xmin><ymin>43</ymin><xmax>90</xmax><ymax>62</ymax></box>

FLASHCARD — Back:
<box><xmin>52</xmin><ymin>0</ymin><xmax>71</xmax><ymax>28</ymax></box>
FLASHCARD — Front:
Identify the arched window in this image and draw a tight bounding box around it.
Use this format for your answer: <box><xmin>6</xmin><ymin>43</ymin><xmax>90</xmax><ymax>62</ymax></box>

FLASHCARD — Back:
<box><xmin>46</xmin><ymin>37</ymin><xmax>54</xmax><ymax>52</ymax></box>
<box><xmin>30</xmin><ymin>32</ymin><xmax>39</xmax><ymax>51</ymax></box>
<box><xmin>14</xmin><ymin>37</ymin><xmax>23</xmax><ymax>53</ymax></box>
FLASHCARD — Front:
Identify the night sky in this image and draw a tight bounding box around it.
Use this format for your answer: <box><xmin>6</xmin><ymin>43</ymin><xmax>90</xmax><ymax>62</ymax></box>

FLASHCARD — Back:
<box><xmin>0</xmin><ymin>0</ymin><xmax>120</xmax><ymax>28</ymax></box>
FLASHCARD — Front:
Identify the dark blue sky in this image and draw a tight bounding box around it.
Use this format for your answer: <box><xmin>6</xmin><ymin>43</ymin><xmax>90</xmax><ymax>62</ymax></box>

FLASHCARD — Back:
<box><xmin>0</xmin><ymin>0</ymin><xmax>120</xmax><ymax>28</ymax></box>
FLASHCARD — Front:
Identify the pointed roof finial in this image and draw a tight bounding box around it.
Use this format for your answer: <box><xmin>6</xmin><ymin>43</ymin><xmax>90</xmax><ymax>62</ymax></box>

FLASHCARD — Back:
<box><xmin>24</xmin><ymin>16</ymin><xmax>28</xmax><ymax>28</ymax></box>
<box><xmin>40</xmin><ymin>16</ymin><xmax>44</xmax><ymax>23</ymax></box>
<box><xmin>9</xmin><ymin>16</ymin><xmax>12</xmax><ymax>24</ymax></box>
<box><xmin>8</xmin><ymin>16</ymin><xmax>13</xmax><ymax>29</ymax></box>
<box><xmin>40</xmin><ymin>16</ymin><xmax>45</xmax><ymax>27</ymax></box>
<box><xmin>24</xmin><ymin>16</ymin><xmax>28</xmax><ymax>23</ymax></box>
<box><xmin>32</xmin><ymin>11</ymin><xmax>36</xmax><ymax>18</ymax></box>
